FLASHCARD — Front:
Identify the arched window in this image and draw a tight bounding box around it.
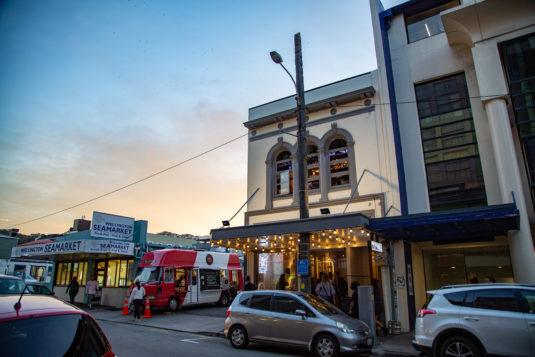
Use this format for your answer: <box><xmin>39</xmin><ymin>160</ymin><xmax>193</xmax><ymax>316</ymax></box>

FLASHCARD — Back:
<box><xmin>275</xmin><ymin>151</ymin><xmax>293</xmax><ymax>196</ymax></box>
<box><xmin>329</xmin><ymin>139</ymin><xmax>349</xmax><ymax>187</ymax></box>
<box><xmin>307</xmin><ymin>145</ymin><xmax>320</xmax><ymax>191</ymax></box>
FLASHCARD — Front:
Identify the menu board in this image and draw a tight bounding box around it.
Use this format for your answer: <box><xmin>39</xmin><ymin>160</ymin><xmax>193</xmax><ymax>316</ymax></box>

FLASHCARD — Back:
<box><xmin>200</xmin><ymin>269</ymin><xmax>220</xmax><ymax>290</ymax></box>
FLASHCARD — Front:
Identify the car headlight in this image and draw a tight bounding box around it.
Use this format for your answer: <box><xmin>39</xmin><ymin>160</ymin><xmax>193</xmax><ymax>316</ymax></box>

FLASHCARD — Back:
<box><xmin>336</xmin><ymin>322</ymin><xmax>356</xmax><ymax>334</ymax></box>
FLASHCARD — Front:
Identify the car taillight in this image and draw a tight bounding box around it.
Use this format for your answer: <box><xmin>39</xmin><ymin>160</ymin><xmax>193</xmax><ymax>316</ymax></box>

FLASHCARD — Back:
<box><xmin>226</xmin><ymin>310</ymin><xmax>230</xmax><ymax>317</ymax></box>
<box><xmin>417</xmin><ymin>309</ymin><xmax>436</xmax><ymax>317</ymax></box>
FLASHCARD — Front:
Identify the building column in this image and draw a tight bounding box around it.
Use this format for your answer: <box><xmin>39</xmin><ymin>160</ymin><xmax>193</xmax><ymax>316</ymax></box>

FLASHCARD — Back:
<box><xmin>485</xmin><ymin>98</ymin><xmax>535</xmax><ymax>284</ymax></box>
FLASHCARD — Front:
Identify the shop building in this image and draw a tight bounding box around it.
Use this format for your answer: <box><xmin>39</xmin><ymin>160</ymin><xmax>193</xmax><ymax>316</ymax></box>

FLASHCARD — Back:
<box><xmin>212</xmin><ymin>0</ymin><xmax>535</xmax><ymax>333</ymax></box>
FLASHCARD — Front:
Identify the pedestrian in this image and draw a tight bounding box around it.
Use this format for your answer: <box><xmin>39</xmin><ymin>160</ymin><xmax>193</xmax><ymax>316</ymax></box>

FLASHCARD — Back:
<box><xmin>85</xmin><ymin>276</ymin><xmax>99</xmax><ymax>309</ymax></box>
<box><xmin>244</xmin><ymin>276</ymin><xmax>256</xmax><ymax>291</ymax></box>
<box><xmin>66</xmin><ymin>276</ymin><xmax>79</xmax><ymax>304</ymax></box>
<box><xmin>129</xmin><ymin>280</ymin><xmax>146</xmax><ymax>322</ymax></box>
<box><xmin>315</xmin><ymin>273</ymin><xmax>335</xmax><ymax>303</ymax></box>
<box><xmin>483</xmin><ymin>276</ymin><xmax>495</xmax><ymax>283</ymax></box>
<box><xmin>333</xmin><ymin>271</ymin><xmax>348</xmax><ymax>307</ymax></box>
<box><xmin>349</xmin><ymin>281</ymin><xmax>360</xmax><ymax>318</ymax></box>
<box><xmin>372</xmin><ymin>278</ymin><xmax>386</xmax><ymax>334</ymax></box>
<box><xmin>276</xmin><ymin>274</ymin><xmax>288</xmax><ymax>290</ymax></box>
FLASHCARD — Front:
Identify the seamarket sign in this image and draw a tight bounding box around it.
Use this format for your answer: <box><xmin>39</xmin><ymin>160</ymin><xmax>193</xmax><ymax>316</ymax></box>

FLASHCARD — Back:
<box><xmin>12</xmin><ymin>239</ymin><xmax>134</xmax><ymax>258</ymax></box>
<box><xmin>90</xmin><ymin>211</ymin><xmax>134</xmax><ymax>241</ymax></box>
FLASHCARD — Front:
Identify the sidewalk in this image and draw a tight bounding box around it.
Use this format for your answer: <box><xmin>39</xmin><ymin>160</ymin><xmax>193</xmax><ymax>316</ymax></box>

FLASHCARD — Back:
<box><xmin>85</xmin><ymin>305</ymin><xmax>419</xmax><ymax>355</ymax></box>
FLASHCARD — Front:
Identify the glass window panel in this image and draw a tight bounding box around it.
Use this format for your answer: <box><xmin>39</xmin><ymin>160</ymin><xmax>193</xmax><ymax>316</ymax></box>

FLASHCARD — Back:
<box><xmin>331</xmin><ymin>175</ymin><xmax>350</xmax><ymax>187</ymax></box>
<box><xmin>127</xmin><ymin>260</ymin><xmax>135</xmax><ymax>286</ymax></box>
<box><xmin>419</xmin><ymin>109</ymin><xmax>473</xmax><ymax>129</ymax></box>
<box><xmin>106</xmin><ymin>260</ymin><xmax>118</xmax><ymax>287</ymax></box>
<box><xmin>78</xmin><ymin>262</ymin><xmax>86</xmax><ymax>286</ymax></box>
<box><xmin>119</xmin><ymin>260</ymin><xmax>128</xmax><ymax>286</ymax></box>
<box><xmin>329</xmin><ymin>139</ymin><xmax>346</xmax><ymax>150</ymax></box>
<box><xmin>405</xmin><ymin>1</ymin><xmax>459</xmax><ymax>43</ymax></box>
<box><xmin>250</xmin><ymin>294</ymin><xmax>272</xmax><ymax>310</ymax></box>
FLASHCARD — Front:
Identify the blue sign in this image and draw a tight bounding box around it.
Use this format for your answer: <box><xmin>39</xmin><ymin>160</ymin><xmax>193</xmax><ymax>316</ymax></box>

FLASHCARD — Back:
<box><xmin>297</xmin><ymin>259</ymin><xmax>309</xmax><ymax>275</ymax></box>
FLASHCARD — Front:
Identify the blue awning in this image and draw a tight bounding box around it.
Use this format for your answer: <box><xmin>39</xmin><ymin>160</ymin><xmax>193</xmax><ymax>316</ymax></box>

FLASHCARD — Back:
<box><xmin>367</xmin><ymin>204</ymin><xmax>519</xmax><ymax>243</ymax></box>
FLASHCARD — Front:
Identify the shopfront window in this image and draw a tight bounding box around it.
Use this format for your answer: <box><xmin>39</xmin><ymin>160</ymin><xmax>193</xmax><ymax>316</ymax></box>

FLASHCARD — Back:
<box><xmin>100</xmin><ymin>259</ymin><xmax>134</xmax><ymax>287</ymax></box>
<box><xmin>257</xmin><ymin>252</ymin><xmax>297</xmax><ymax>290</ymax></box>
<box><xmin>423</xmin><ymin>245</ymin><xmax>513</xmax><ymax>290</ymax></box>
<box><xmin>55</xmin><ymin>261</ymin><xmax>87</xmax><ymax>286</ymax></box>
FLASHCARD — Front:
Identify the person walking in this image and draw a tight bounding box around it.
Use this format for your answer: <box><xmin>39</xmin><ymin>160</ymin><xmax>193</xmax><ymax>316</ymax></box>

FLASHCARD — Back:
<box><xmin>315</xmin><ymin>273</ymin><xmax>335</xmax><ymax>303</ymax></box>
<box><xmin>276</xmin><ymin>274</ymin><xmax>288</xmax><ymax>290</ymax></box>
<box><xmin>244</xmin><ymin>276</ymin><xmax>256</xmax><ymax>291</ymax></box>
<box><xmin>129</xmin><ymin>280</ymin><xmax>146</xmax><ymax>322</ymax></box>
<box><xmin>66</xmin><ymin>276</ymin><xmax>79</xmax><ymax>304</ymax></box>
<box><xmin>333</xmin><ymin>271</ymin><xmax>348</xmax><ymax>308</ymax></box>
<box><xmin>349</xmin><ymin>281</ymin><xmax>360</xmax><ymax>318</ymax></box>
<box><xmin>85</xmin><ymin>276</ymin><xmax>99</xmax><ymax>309</ymax></box>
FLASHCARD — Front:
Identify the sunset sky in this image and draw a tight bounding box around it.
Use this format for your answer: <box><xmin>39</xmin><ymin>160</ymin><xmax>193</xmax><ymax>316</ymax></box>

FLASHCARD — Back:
<box><xmin>0</xmin><ymin>0</ymin><xmax>403</xmax><ymax>236</ymax></box>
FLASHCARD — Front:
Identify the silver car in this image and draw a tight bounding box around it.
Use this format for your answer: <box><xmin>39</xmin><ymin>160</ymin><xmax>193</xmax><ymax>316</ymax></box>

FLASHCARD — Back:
<box><xmin>413</xmin><ymin>283</ymin><xmax>535</xmax><ymax>357</ymax></box>
<box><xmin>224</xmin><ymin>290</ymin><xmax>373</xmax><ymax>357</ymax></box>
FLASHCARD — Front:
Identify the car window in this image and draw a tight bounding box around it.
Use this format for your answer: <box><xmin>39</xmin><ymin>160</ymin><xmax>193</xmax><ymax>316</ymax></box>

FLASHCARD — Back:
<box><xmin>0</xmin><ymin>278</ymin><xmax>25</xmax><ymax>295</ymax></box>
<box><xmin>271</xmin><ymin>295</ymin><xmax>304</xmax><ymax>315</ymax></box>
<box><xmin>519</xmin><ymin>289</ymin><xmax>535</xmax><ymax>313</ymax></box>
<box><xmin>444</xmin><ymin>291</ymin><xmax>465</xmax><ymax>306</ymax></box>
<box><xmin>238</xmin><ymin>293</ymin><xmax>251</xmax><ymax>306</ymax></box>
<box><xmin>249</xmin><ymin>294</ymin><xmax>271</xmax><ymax>310</ymax></box>
<box><xmin>464</xmin><ymin>289</ymin><xmax>519</xmax><ymax>312</ymax></box>
<box><xmin>0</xmin><ymin>313</ymin><xmax>94</xmax><ymax>356</ymax></box>
<box><xmin>300</xmin><ymin>293</ymin><xmax>341</xmax><ymax>316</ymax></box>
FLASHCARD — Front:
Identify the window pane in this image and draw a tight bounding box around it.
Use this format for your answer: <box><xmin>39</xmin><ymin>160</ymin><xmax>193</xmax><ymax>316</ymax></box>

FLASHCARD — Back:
<box><xmin>466</xmin><ymin>289</ymin><xmax>519</xmax><ymax>312</ymax></box>
<box><xmin>405</xmin><ymin>1</ymin><xmax>459</xmax><ymax>43</ymax></box>
<box><xmin>520</xmin><ymin>290</ymin><xmax>535</xmax><ymax>313</ymax></box>
<box><xmin>416</xmin><ymin>73</ymin><xmax>486</xmax><ymax>210</ymax></box>
<box><xmin>119</xmin><ymin>260</ymin><xmax>128</xmax><ymax>286</ymax></box>
<box><xmin>106</xmin><ymin>260</ymin><xmax>118</xmax><ymax>287</ymax></box>
<box><xmin>272</xmin><ymin>296</ymin><xmax>303</xmax><ymax>314</ymax></box>
<box><xmin>250</xmin><ymin>295</ymin><xmax>271</xmax><ymax>310</ymax></box>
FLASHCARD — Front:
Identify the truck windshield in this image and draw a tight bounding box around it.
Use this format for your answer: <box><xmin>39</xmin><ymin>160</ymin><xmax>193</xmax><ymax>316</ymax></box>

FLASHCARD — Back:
<box><xmin>135</xmin><ymin>267</ymin><xmax>160</xmax><ymax>283</ymax></box>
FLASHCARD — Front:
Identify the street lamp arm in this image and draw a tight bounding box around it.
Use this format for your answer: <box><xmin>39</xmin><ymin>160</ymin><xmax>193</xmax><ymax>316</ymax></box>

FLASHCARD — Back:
<box><xmin>278</xmin><ymin>63</ymin><xmax>298</xmax><ymax>91</ymax></box>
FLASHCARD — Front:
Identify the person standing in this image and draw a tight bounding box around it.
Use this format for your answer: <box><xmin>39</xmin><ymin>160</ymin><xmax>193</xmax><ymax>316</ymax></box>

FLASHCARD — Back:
<box><xmin>129</xmin><ymin>280</ymin><xmax>146</xmax><ymax>322</ymax></box>
<box><xmin>276</xmin><ymin>274</ymin><xmax>288</xmax><ymax>290</ymax></box>
<box><xmin>349</xmin><ymin>281</ymin><xmax>360</xmax><ymax>318</ymax></box>
<box><xmin>333</xmin><ymin>271</ymin><xmax>348</xmax><ymax>308</ymax></box>
<box><xmin>315</xmin><ymin>273</ymin><xmax>335</xmax><ymax>303</ymax></box>
<box><xmin>244</xmin><ymin>276</ymin><xmax>256</xmax><ymax>291</ymax></box>
<box><xmin>85</xmin><ymin>276</ymin><xmax>99</xmax><ymax>309</ymax></box>
<box><xmin>66</xmin><ymin>277</ymin><xmax>79</xmax><ymax>304</ymax></box>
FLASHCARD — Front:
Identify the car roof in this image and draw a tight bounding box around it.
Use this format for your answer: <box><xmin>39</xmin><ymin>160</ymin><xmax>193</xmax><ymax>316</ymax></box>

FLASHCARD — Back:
<box><xmin>0</xmin><ymin>295</ymin><xmax>85</xmax><ymax>322</ymax></box>
<box><xmin>428</xmin><ymin>283</ymin><xmax>535</xmax><ymax>294</ymax></box>
<box><xmin>0</xmin><ymin>274</ymin><xmax>22</xmax><ymax>280</ymax></box>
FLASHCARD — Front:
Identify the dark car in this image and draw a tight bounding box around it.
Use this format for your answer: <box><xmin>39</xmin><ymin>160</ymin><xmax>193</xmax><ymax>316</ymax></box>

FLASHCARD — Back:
<box><xmin>0</xmin><ymin>295</ymin><xmax>115</xmax><ymax>356</ymax></box>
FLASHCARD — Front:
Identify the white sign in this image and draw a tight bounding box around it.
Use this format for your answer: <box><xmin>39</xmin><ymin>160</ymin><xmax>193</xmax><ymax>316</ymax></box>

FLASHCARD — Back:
<box><xmin>91</xmin><ymin>211</ymin><xmax>134</xmax><ymax>241</ymax></box>
<box><xmin>370</xmin><ymin>241</ymin><xmax>383</xmax><ymax>253</ymax></box>
<box><xmin>12</xmin><ymin>239</ymin><xmax>134</xmax><ymax>257</ymax></box>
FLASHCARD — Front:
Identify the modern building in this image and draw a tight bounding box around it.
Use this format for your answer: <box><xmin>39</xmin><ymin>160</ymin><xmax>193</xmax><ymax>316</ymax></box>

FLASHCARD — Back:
<box><xmin>212</xmin><ymin>0</ymin><xmax>535</xmax><ymax>333</ymax></box>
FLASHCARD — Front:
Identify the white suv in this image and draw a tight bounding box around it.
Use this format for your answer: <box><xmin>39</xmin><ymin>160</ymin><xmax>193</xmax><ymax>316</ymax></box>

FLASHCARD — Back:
<box><xmin>413</xmin><ymin>284</ymin><xmax>535</xmax><ymax>357</ymax></box>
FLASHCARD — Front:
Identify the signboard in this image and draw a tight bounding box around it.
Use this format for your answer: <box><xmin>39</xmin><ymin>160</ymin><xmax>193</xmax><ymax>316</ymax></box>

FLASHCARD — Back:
<box><xmin>370</xmin><ymin>241</ymin><xmax>383</xmax><ymax>253</ymax></box>
<box><xmin>91</xmin><ymin>211</ymin><xmax>134</xmax><ymax>241</ymax></box>
<box><xmin>12</xmin><ymin>239</ymin><xmax>134</xmax><ymax>257</ymax></box>
<box><xmin>297</xmin><ymin>259</ymin><xmax>309</xmax><ymax>275</ymax></box>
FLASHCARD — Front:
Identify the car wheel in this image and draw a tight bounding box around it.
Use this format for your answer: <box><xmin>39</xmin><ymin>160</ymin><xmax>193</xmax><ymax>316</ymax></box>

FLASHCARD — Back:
<box><xmin>167</xmin><ymin>297</ymin><xmax>180</xmax><ymax>312</ymax></box>
<box><xmin>219</xmin><ymin>293</ymin><xmax>230</xmax><ymax>306</ymax></box>
<box><xmin>439</xmin><ymin>335</ymin><xmax>481</xmax><ymax>357</ymax></box>
<box><xmin>314</xmin><ymin>334</ymin><xmax>339</xmax><ymax>357</ymax></box>
<box><xmin>229</xmin><ymin>325</ymin><xmax>248</xmax><ymax>349</ymax></box>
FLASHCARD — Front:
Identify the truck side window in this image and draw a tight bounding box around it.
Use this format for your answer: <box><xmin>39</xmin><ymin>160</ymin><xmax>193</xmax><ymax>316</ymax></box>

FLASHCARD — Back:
<box><xmin>191</xmin><ymin>270</ymin><xmax>197</xmax><ymax>286</ymax></box>
<box><xmin>175</xmin><ymin>268</ymin><xmax>187</xmax><ymax>292</ymax></box>
<box><xmin>164</xmin><ymin>267</ymin><xmax>174</xmax><ymax>283</ymax></box>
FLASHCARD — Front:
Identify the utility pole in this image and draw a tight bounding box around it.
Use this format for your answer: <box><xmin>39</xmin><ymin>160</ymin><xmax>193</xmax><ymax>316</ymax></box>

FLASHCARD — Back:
<box><xmin>294</xmin><ymin>33</ymin><xmax>311</xmax><ymax>293</ymax></box>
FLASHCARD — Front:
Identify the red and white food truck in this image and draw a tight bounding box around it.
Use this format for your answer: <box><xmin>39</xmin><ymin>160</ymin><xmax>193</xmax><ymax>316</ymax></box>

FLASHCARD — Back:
<box><xmin>132</xmin><ymin>249</ymin><xmax>243</xmax><ymax>311</ymax></box>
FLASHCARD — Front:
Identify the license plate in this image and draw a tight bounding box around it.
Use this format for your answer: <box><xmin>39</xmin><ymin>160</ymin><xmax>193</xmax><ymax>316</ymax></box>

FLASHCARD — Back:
<box><xmin>366</xmin><ymin>338</ymin><xmax>373</xmax><ymax>345</ymax></box>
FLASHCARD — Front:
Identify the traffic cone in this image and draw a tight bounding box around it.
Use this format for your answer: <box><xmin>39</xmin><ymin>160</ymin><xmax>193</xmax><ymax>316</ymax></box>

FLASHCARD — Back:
<box><xmin>120</xmin><ymin>294</ymin><xmax>129</xmax><ymax>316</ymax></box>
<box><xmin>143</xmin><ymin>297</ymin><xmax>152</xmax><ymax>318</ymax></box>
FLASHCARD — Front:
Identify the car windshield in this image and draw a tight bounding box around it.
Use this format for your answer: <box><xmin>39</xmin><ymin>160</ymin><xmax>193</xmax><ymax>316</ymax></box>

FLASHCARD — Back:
<box><xmin>0</xmin><ymin>314</ymin><xmax>109</xmax><ymax>356</ymax></box>
<box><xmin>300</xmin><ymin>293</ymin><xmax>342</xmax><ymax>316</ymax></box>
<box><xmin>0</xmin><ymin>278</ymin><xmax>26</xmax><ymax>295</ymax></box>
<box><xmin>135</xmin><ymin>267</ymin><xmax>160</xmax><ymax>283</ymax></box>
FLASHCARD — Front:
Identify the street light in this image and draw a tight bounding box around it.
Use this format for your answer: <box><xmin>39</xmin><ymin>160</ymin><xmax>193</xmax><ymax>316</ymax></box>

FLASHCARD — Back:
<box><xmin>270</xmin><ymin>33</ymin><xmax>311</xmax><ymax>293</ymax></box>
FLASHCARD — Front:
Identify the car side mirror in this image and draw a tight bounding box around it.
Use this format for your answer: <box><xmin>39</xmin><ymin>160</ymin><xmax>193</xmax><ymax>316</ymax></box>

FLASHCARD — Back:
<box><xmin>295</xmin><ymin>309</ymin><xmax>307</xmax><ymax>320</ymax></box>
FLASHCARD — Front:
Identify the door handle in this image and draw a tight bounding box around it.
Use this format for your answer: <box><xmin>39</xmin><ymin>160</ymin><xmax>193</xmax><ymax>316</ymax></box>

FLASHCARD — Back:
<box><xmin>463</xmin><ymin>316</ymin><xmax>480</xmax><ymax>321</ymax></box>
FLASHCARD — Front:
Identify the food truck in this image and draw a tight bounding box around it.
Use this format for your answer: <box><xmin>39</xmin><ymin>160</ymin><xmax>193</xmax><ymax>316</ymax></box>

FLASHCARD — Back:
<box><xmin>132</xmin><ymin>249</ymin><xmax>243</xmax><ymax>311</ymax></box>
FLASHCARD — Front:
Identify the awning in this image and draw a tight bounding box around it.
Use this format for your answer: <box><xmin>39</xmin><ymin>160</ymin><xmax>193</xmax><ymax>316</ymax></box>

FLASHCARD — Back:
<box><xmin>367</xmin><ymin>203</ymin><xmax>519</xmax><ymax>243</ymax></box>
<box><xmin>210</xmin><ymin>212</ymin><xmax>370</xmax><ymax>240</ymax></box>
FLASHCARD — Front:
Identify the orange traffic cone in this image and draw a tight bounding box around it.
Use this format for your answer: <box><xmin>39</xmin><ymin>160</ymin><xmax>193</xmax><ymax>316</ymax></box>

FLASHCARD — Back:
<box><xmin>143</xmin><ymin>297</ymin><xmax>152</xmax><ymax>318</ymax></box>
<box><xmin>120</xmin><ymin>294</ymin><xmax>129</xmax><ymax>316</ymax></box>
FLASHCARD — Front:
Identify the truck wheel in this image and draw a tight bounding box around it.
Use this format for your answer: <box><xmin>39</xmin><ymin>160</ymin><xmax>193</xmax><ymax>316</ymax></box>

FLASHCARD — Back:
<box><xmin>167</xmin><ymin>297</ymin><xmax>180</xmax><ymax>312</ymax></box>
<box><xmin>219</xmin><ymin>293</ymin><xmax>230</xmax><ymax>306</ymax></box>
<box><xmin>439</xmin><ymin>335</ymin><xmax>481</xmax><ymax>357</ymax></box>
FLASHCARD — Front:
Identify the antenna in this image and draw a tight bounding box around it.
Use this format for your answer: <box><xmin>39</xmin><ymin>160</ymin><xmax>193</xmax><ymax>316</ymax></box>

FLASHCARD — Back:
<box><xmin>14</xmin><ymin>284</ymin><xmax>29</xmax><ymax>312</ymax></box>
